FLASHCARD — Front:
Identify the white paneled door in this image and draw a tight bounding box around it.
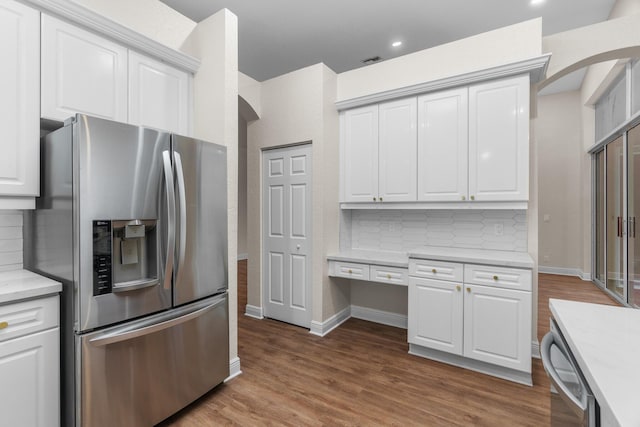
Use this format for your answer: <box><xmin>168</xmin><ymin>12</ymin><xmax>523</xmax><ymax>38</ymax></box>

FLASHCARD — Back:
<box><xmin>262</xmin><ymin>145</ymin><xmax>312</xmax><ymax>328</ymax></box>
<box><xmin>417</xmin><ymin>88</ymin><xmax>468</xmax><ymax>201</ymax></box>
<box><xmin>378</xmin><ymin>97</ymin><xmax>417</xmax><ymax>202</ymax></box>
<box><xmin>0</xmin><ymin>0</ymin><xmax>39</xmax><ymax>198</ymax></box>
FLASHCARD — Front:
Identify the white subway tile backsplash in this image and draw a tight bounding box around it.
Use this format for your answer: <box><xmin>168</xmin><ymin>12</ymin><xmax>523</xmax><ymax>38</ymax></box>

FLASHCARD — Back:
<box><xmin>350</xmin><ymin>209</ymin><xmax>527</xmax><ymax>252</ymax></box>
<box><xmin>0</xmin><ymin>211</ymin><xmax>23</xmax><ymax>269</ymax></box>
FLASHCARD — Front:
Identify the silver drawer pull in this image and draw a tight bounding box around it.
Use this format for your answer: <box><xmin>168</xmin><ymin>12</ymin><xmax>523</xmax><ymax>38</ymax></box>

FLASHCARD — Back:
<box><xmin>0</xmin><ymin>321</ymin><xmax>8</xmax><ymax>330</ymax></box>
<box><xmin>432</xmin><ymin>268</ymin><xmax>437</xmax><ymax>274</ymax></box>
<box><xmin>493</xmin><ymin>275</ymin><xmax>499</xmax><ymax>281</ymax></box>
<box><xmin>348</xmin><ymin>269</ymin><xmax>353</xmax><ymax>274</ymax></box>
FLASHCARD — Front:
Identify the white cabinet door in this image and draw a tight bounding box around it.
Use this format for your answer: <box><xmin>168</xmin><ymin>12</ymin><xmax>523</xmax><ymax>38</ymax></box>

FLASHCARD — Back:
<box><xmin>41</xmin><ymin>14</ymin><xmax>128</xmax><ymax>122</ymax></box>
<box><xmin>128</xmin><ymin>51</ymin><xmax>190</xmax><ymax>135</ymax></box>
<box><xmin>408</xmin><ymin>277</ymin><xmax>463</xmax><ymax>355</ymax></box>
<box><xmin>468</xmin><ymin>75</ymin><xmax>529</xmax><ymax>201</ymax></box>
<box><xmin>0</xmin><ymin>328</ymin><xmax>60</xmax><ymax>427</ymax></box>
<box><xmin>0</xmin><ymin>0</ymin><xmax>39</xmax><ymax>198</ymax></box>
<box><xmin>463</xmin><ymin>284</ymin><xmax>531</xmax><ymax>372</ymax></box>
<box><xmin>341</xmin><ymin>105</ymin><xmax>379</xmax><ymax>202</ymax></box>
<box><xmin>417</xmin><ymin>88</ymin><xmax>468</xmax><ymax>201</ymax></box>
<box><xmin>378</xmin><ymin>97</ymin><xmax>417</xmax><ymax>201</ymax></box>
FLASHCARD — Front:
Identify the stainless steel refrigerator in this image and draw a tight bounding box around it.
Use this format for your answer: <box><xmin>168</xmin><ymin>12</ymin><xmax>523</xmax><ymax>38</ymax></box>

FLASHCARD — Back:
<box><xmin>24</xmin><ymin>114</ymin><xmax>229</xmax><ymax>426</ymax></box>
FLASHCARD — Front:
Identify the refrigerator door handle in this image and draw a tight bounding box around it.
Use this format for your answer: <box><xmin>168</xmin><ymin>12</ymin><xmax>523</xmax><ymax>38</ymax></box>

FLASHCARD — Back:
<box><xmin>89</xmin><ymin>296</ymin><xmax>225</xmax><ymax>347</ymax></box>
<box><xmin>174</xmin><ymin>151</ymin><xmax>187</xmax><ymax>285</ymax></box>
<box><xmin>162</xmin><ymin>150</ymin><xmax>176</xmax><ymax>290</ymax></box>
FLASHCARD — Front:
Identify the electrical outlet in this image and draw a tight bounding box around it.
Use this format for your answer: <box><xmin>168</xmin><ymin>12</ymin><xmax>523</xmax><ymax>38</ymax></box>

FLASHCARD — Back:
<box><xmin>543</xmin><ymin>255</ymin><xmax>550</xmax><ymax>262</ymax></box>
<box><xmin>494</xmin><ymin>223</ymin><xmax>504</xmax><ymax>236</ymax></box>
<box><xmin>543</xmin><ymin>214</ymin><xmax>551</xmax><ymax>223</ymax></box>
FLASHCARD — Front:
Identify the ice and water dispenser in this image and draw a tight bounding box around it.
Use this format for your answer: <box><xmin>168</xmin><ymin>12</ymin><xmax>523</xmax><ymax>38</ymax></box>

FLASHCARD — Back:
<box><xmin>92</xmin><ymin>219</ymin><xmax>158</xmax><ymax>296</ymax></box>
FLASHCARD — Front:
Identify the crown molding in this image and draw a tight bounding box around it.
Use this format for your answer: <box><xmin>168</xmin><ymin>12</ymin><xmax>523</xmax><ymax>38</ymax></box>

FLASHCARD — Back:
<box><xmin>21</xmin><ymin>0</ymin><xmax>200</xmax><ymax>73</ymax></box>
<box><xmin>335</xmin><ymin>54</ymin><xmax>551</xmax><ymax>111</ymax></box>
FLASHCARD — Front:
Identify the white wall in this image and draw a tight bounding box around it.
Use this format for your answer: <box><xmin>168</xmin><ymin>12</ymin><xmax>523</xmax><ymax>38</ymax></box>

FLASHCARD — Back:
<box><xmin>337</xmin><ymin>19</ymin><xmax>542</xmax><ymax>102</ymax></box>
<box><xmin>246</xmin><ymin>63</ymin><xmax>348</xmax><ymax>322</ymax></box>
<box><xmin>183</xmin><ymin>8</ymin><xmax>240</xmax><ymax>365</ymax></box>
<box><xmin>536</xmin><ymin>91</ymin><xmax>584</xmax><ymax>273</ymax></box>
<box><xmin>237</xmin><ymin>114</ymin><xmax>247</xmax><ymax>258</ymax></box>
<box><xmin>537</xmin><ymin>0</ymin><xmax>640</xmax><ymax>278</ymax></box>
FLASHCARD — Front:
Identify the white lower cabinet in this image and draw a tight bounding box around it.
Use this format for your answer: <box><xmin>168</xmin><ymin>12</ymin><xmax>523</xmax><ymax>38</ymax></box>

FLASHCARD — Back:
<box><xmin>408</xmin><ymin>259</ymin><xmax>532</xmax><ymax>382</ymax></box>
<box><xmin>463</xmin><ymin>284</ymin><xmax>531</xmax><ymax>372</ymax></box>
<box><xmin>0</xmin><ymin>295</ymin><xmax>60</xmax><ymax>427</ymax></box>
<box><xmin>408</xmin><ymin>278</ymin><xmax>463</xmax><ymax>354</ymax></box>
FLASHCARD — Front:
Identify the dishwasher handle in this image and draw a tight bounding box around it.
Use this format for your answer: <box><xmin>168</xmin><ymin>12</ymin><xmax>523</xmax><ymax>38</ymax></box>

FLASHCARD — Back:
<box><xmin>541</xmin><ymin>332</ymin><xmax>588</xmax><ymax>417</ymax></box>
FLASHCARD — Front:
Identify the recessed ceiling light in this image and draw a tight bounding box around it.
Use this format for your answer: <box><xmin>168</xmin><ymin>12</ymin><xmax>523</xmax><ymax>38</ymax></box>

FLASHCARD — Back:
<box><xmin>530</xmin><ymin>0</ymin><xmax>545</xmax><ymax>5</ymax></box>
<box><xmin>391</xmin><ymin>41</ymin><xmax>402</xmax><ymax>48</ymax></box>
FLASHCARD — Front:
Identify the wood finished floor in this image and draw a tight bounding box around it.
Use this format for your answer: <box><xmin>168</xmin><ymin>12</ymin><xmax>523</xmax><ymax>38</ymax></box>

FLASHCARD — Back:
<box><xmin>159</xmin><ymin>264</ymin><xmax>619</xmax><ymax>426</ymax></box>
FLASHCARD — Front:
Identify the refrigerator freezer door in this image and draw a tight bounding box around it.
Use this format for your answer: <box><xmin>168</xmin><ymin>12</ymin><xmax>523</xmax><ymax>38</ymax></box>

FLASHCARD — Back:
<box><xmin>172</xmin><ymin>135</ymin><xmax>228</xmax><ymax>306</ymax></box>
<box><xmin>78</xmin><ymin>293</ymin><xmax>229</xmax><ymax>427</ymax></box>
<box><xmin>76</xmin><ymin>115</ymin><xmax>172</xmax><ymax>330</ymax></box>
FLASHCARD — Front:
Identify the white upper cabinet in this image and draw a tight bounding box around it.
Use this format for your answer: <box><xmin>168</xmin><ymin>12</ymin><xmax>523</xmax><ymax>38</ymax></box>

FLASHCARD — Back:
<box><xmin>468</xmin><ymin>75</ymin><xmax>529</xmax><ymax>201</ymax></box>
<box><xmin>41</xmin><ymin>14</ymin><xmax>128</xmax><ymax>122</ymax></box>
<box><xmin>339</xmin><ymin>74</ymin><xmax>530</xmax><ymax>207</ymax></box>
<box><xmin>378</xmin><ymin>98</ymin><xmax>417</xmax><ymax>202</ymax></box>
<box><xmin>417</xmin><ymin>88</ymin><xmax>468</xmax><ymax>202</ymax></box>
<box><xmin>128</xmin><ymin>51</ymin><xmax>190</xmax><ymax>135</ymax></box>
<box><xmin>341</xmin><ymin>105</ymin><xmax>379</xmax><ymax>202</ymax></box>
<box><xmin>0</xmin><ymin>0</ymin><xmax>39</xmax><ymax>201</ymax></box>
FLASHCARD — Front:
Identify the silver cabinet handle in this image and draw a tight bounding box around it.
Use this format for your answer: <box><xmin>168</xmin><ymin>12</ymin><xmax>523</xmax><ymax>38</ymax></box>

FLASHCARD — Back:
<box><xmin>162</xmin><ymin>151</ymin><xmax>176</xmax><ymax>290</ymax></box>
<box><xmin>173</xmin><ymin>151</ymin><xmax>187</xmax><ymax>287</ymax></box>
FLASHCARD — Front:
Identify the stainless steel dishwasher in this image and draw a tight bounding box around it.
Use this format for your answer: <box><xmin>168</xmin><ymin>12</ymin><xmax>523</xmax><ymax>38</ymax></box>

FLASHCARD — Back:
<box><xmin>541</xmin><ymin>319</ymin><xmax>599</xmax><ymax>427</ymax></box>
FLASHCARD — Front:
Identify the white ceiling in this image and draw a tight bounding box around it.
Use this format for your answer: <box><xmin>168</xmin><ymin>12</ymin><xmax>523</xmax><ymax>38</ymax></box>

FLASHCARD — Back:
<box><xmin>160</xmin><ymin>0</ymin><xmax>615</xmax><ymax>85</ymax></box>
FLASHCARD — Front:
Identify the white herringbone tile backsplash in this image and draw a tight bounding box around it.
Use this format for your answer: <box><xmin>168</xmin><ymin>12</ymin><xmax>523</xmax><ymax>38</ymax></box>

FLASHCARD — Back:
<box><xmin>0</xmin><ymin>210</ymin><xmax>23</xmax><ymax>271</ymax></box>
<box><xmin>351</xmin><ymin>210</ymin><xmax>527</xmax><ymax>252</ymax></box>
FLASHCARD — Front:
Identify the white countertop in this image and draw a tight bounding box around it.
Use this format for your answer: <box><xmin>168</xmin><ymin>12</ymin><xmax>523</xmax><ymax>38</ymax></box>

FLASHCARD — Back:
<box><xmin>327</xmin><ymin>246</ymin><xmax>533</xmax><ymax>269</ymax></box>
<box><xmin>327</xmin><ymin>249</ymin><xmax>409</xmax><ymax>268</ymax></box>
<box><xmin>408</xmin><ymin>246</ymin><xmax>534</xmax><ymax>268</ymax></box>
<box><xmin>0</xmin><ymin>270</ymin><xmax>62</xmax><ymax>304</ymax></box>
<box><xmin>550</xmin><ymin>299</ymin><xmax>640</xmax><ymax>427</ymax></box>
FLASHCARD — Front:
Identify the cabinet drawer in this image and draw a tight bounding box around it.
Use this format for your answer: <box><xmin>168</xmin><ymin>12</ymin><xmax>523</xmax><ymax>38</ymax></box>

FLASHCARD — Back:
<box><xmin>464</xmin><ymin>265</ymin><xmax>532</xmax><ymax>291</ymax></box>
<box><xmin>369</xmin><ymin>265</ymin><xmax>408</xmax><ymax>286</ymax></box>
<box><xmin>330</xmin><ymin>261</ymin><xmax>370</xmax><ymax>280</ymax></box>
<box><xmin>409</xmin><ymin>259</ymin><xmax>463</xmax><ymax>282</ymax></box>
<box><xmin>0</xmin><ymin>295</ymin><xmax>59</xmax><ymax>343</ymax></box>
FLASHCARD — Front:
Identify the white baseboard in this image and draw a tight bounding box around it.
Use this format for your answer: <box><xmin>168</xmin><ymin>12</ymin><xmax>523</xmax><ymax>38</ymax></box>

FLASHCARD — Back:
<box><xmin>351</xmin><ymin>305</ymin><xmax>408</xmax><ymax>329</ymax></box>
<box><xmin>225</xmin><ymin>357</ymin><xmax>242</xmax><ymax>382</ymax></box>
<box><xmin>237</xmin><ymin>253</ymin><xmax>248</xmax><ymax>261</ymax></box>
<box><xmin>244</xmin><ymin>304</ymin><xmax>264</xmax><ymax>319</ymax></box>
<box><xmin>539</xmin><ymin>266</ymin><xmax>591</xmax><ymax>281</ymax></box>
<box><xmin>309</xmin><ymin>306</ymin><xmax>351</xmax><ymax>337</ymax></box>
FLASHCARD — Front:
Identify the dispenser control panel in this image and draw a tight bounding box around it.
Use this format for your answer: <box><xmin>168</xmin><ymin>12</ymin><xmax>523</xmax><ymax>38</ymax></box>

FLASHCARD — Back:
<box><xmin>93</xmin><ymin>220</ymin><xmax>112</xmax><ymax>295</ymax></box>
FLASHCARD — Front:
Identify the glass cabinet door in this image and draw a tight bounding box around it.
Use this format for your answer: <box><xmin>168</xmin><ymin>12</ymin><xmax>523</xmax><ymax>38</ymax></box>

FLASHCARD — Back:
<box><xmin>606</xmin><ymin>137</ymin><xmax>625</xmax><ymax>299</ymax></box>
<box><xmin>628</xmin><ymin>125</ymin><xmax>640</xmax><ymax>307</ymax></box>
